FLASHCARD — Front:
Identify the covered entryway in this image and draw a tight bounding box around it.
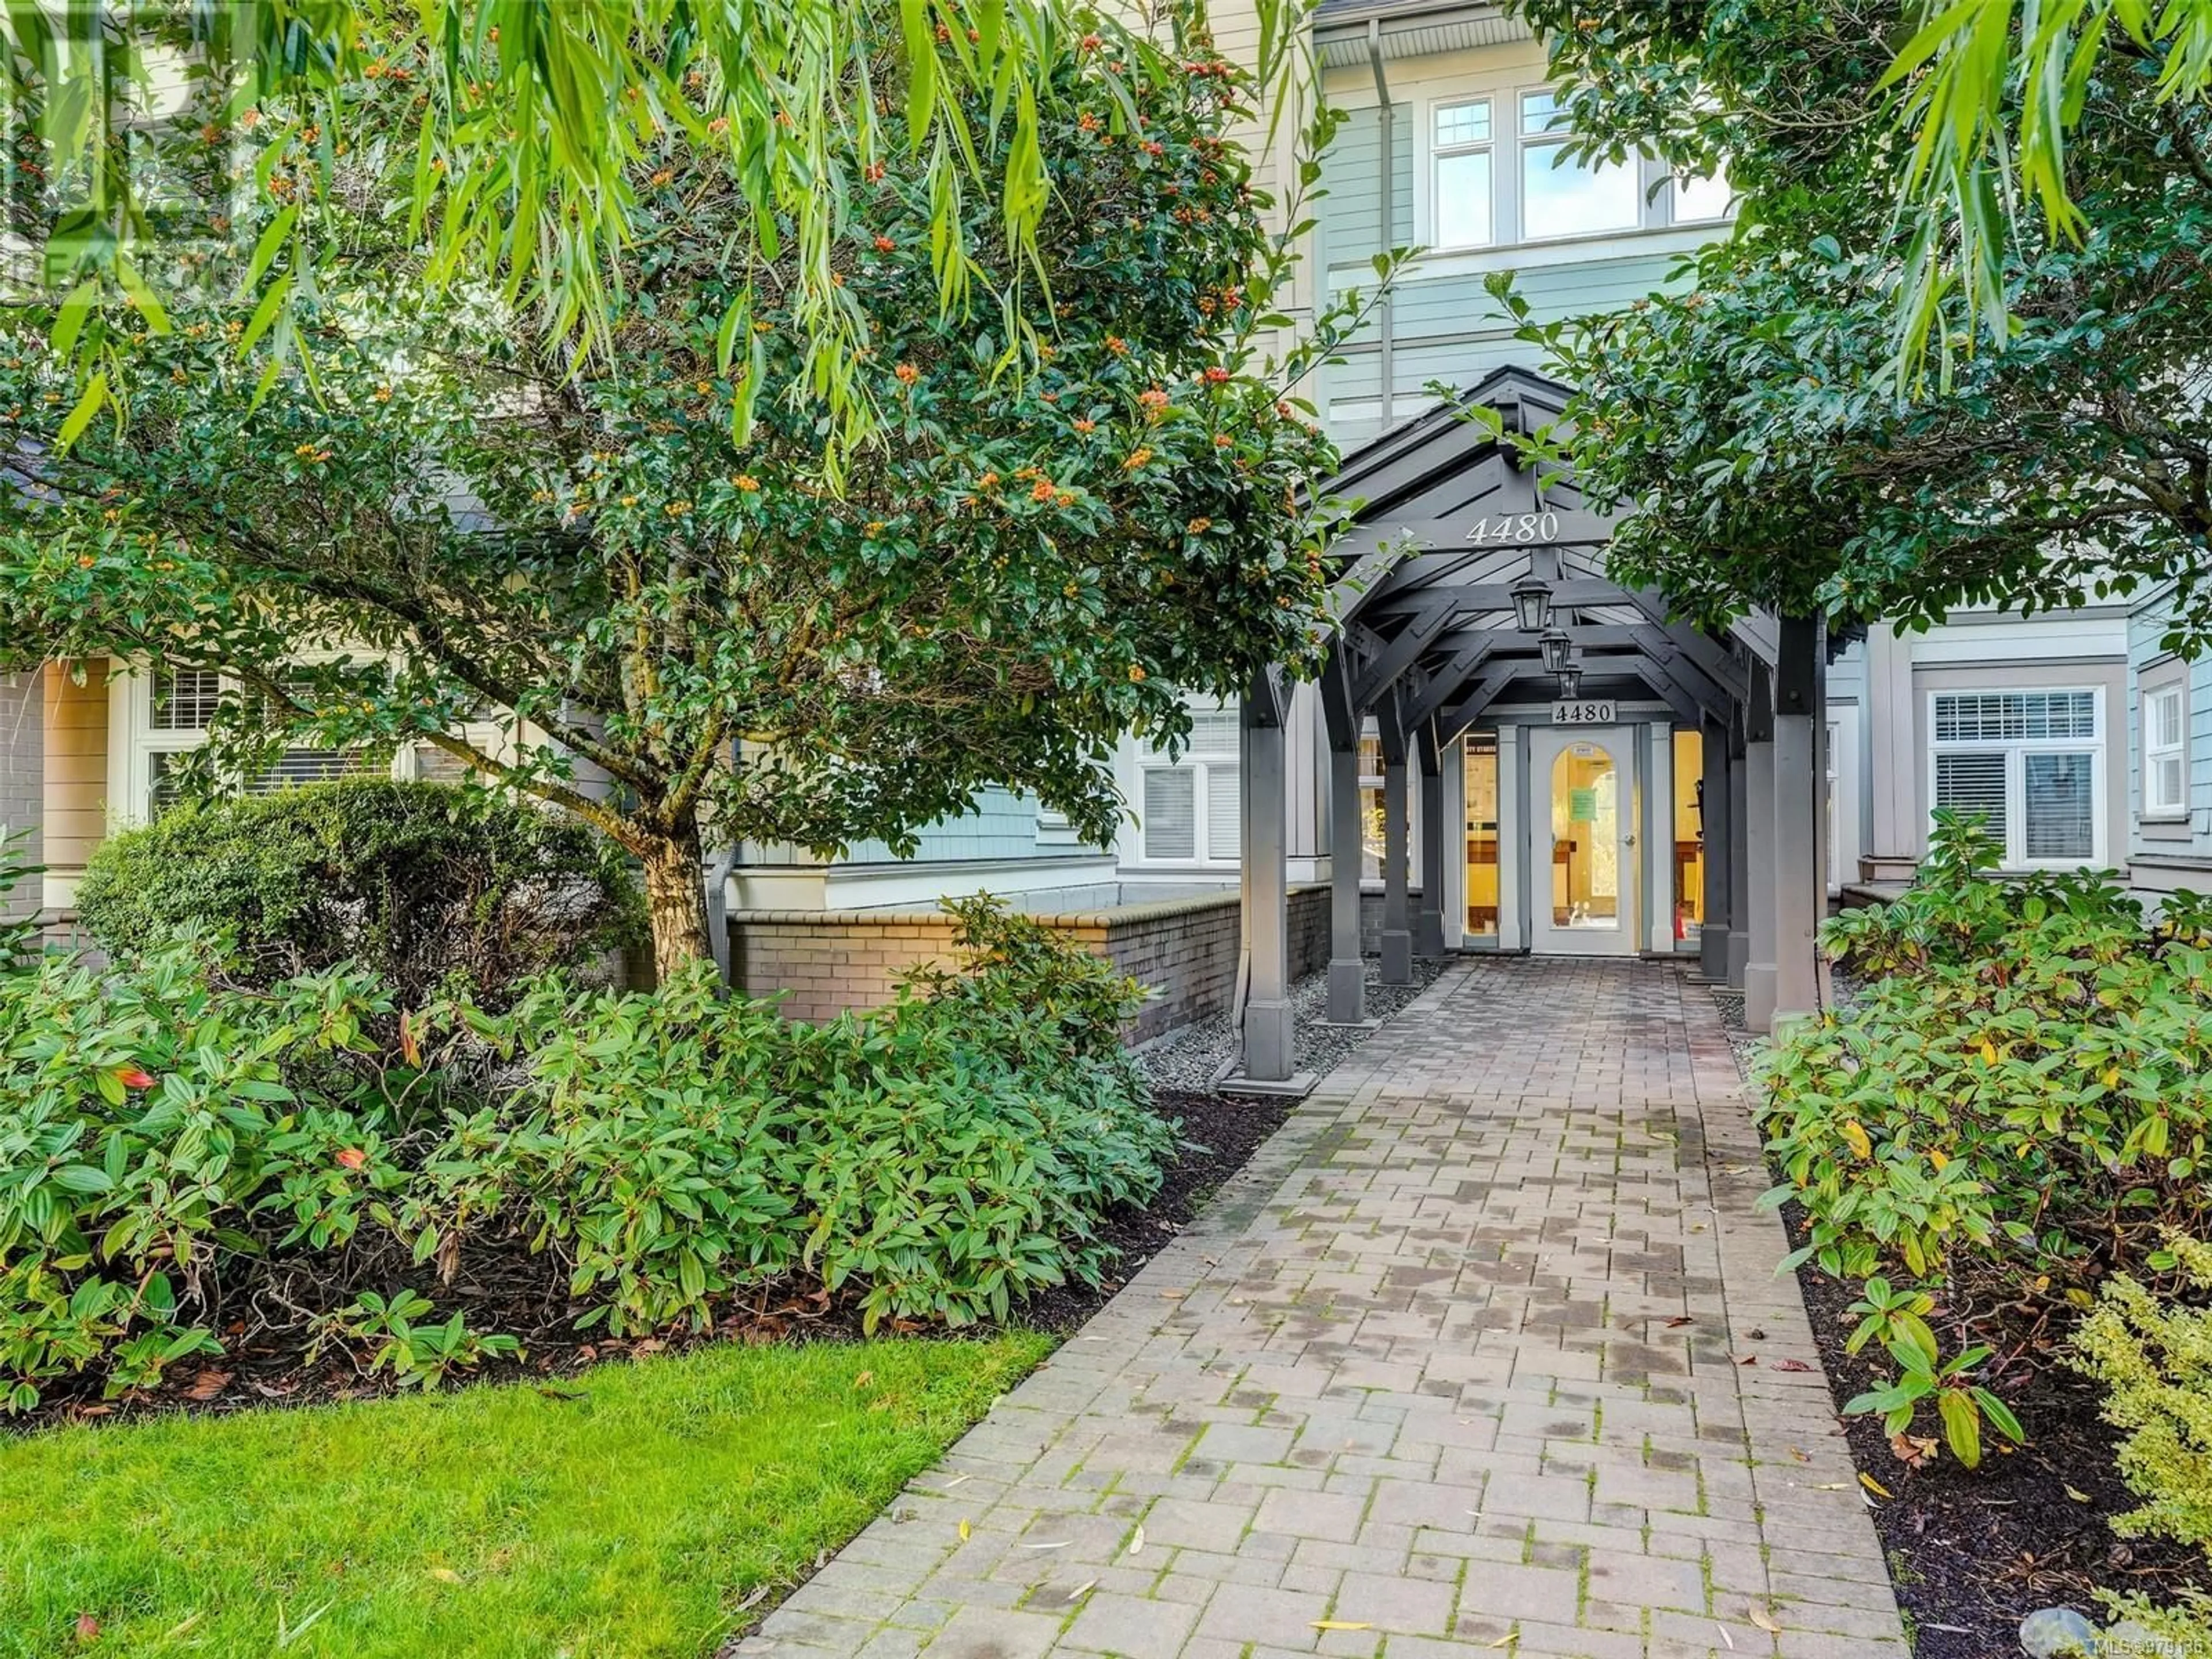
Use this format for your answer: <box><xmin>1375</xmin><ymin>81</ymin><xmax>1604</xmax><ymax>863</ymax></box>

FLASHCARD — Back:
<box><xmin>1230</xmin><ymin>368</ymin><xmax>1834</xmax><ymax>1088</ymax></box>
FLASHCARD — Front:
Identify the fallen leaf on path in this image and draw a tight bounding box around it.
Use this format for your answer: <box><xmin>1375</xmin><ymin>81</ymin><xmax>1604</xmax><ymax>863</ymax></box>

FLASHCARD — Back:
<box><xmin>1734</xmin><ymin>1354</ymin><xmax>1758</xmax><ymax>1366</ymax></box>
<box><xmin>1666</xmin><ymin>1315</ymin><xmax>1694</xmax><ymax>1328</ymax></box>
<box><xmin>1067</xmin><ymin>1580</ymin><xmax>1097</xmax><ymax>1603</ymax></box>
<box><xmin>1746</xmin><ymin>1327</ymin><xmax>1767</xmax><ymax>1340</ymax></box>
<box><xmin>1748</xmin><ymin>1604</ymin><xmax>1782</xmax><ymax>1634</ymax></box>
<box><xmin>1018</xmin><ymin>1541</ymin><xmax>1070</xmax><ymax>1551</ymax></box>
<box><xmin>1126</xmin><ymin>1524</ymin><xmax>1145</xmax><ymax>1558</ymax></box>
<box><xmin>958</xmin><ymin>1520</ymin><xmax>971</xmax><ymax>1541</ymax></box>
<box><xmin>1773</xmin><ymin>1358</ymin><xmax>1813</xmax><ymax>1373</ymax></box>
<box><xmin>1715</xmin><ymin>1620</ymin><xmax>1735</xmax><ymax>1649</ymax></box>
<box><xmin>942</xmin><ymin>1475</ymin><xmax>971</xmax><ymax>1490</ymax></box>
<box><xmin>1859</xmin><ymin>1472</ymin><xmax>1893</xmax><ymax>1499</ymax></box>
<box><xmin>1787</xmin><ymin>1446</ymin><xmax>1810</xmax><ymax>1463</ymax></box>
<box><xmin>1313</xmin><ymin>1621</ymin><xmax>1372</xmax><ymax>1631</ymax></box>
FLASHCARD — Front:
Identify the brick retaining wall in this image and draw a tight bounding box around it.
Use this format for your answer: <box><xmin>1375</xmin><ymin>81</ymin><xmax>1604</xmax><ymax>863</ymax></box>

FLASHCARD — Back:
<box><xmin>730</xmin><ymin>885</ymin><xmax>1329</xmax><ymax>1043</ymax></box>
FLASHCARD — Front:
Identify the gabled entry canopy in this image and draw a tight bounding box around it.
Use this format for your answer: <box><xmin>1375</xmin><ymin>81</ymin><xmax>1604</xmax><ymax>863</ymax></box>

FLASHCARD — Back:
<box><xmin>1232</xmin><ymin>365</ymin><xmax>1830</xmax><ymax>1095</ymax></box>
<box><xmin>1318</xmin><ymin>365</ymin><xmax>1758</xmax><ymax>744</ymax></box>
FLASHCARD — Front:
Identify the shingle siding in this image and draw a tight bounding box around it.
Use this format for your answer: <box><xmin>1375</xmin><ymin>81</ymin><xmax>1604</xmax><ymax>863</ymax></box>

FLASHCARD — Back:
<box><xmin>0</xmin><ymin>672</ymin><xmax>41</xmax><ymax>921</ymax></box>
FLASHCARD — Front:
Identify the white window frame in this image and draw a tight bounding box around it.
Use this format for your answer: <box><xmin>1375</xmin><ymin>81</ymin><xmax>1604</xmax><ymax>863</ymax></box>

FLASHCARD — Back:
<box><xmin>1128</xmin><ymin>697</ymin><xmax>1241</xmax><ymax>868</ymax></box>
<box><xmin>112</xmin><ymin>660</ymin><xmax>516</xmax><ymax>828</ymax></box>
<box><xmin>2142</xmin><ymin>680</ymin><xmax>2189</xmax><ymax>820</ymax></box>
<box><xmin>1408</xmin><ymin>79</ymin><xmax>1732</xmax><ymax>256</ymax></box>
<box><xmin>1925</xmin><ymin>687</ymin><xmax>2106</xmax><ymax>870</ymax></box>
<box><xmin>1428</xmin><ymin>96</ymin><xmax>1495</xmax><ymax>253</ymax></box>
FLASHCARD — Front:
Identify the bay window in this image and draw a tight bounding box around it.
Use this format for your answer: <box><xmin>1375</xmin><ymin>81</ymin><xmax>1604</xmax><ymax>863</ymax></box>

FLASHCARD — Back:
<box><xmin>1929</xmin><ymin>689</ymin><xmax>2104</xmax><ymax>867</ymax></box>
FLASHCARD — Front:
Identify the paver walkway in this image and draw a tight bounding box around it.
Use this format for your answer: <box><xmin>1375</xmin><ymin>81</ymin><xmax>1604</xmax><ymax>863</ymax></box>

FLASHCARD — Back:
<box><xmin>737</xmin><ymin>959</ymin><xmax>1908</xmax><ymax>1659</ymax></box>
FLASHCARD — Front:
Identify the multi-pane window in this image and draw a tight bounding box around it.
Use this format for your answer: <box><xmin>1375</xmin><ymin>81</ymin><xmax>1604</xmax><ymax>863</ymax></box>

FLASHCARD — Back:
<box><xmin>2143</xmin><ymin>683</ymin><xmax>2188</xmax><ymax>817</ymax></box>
<box><xmin>1408</xmin><ymin>85</ymin><xmax>1733</xmax><ymax>252</ymax></box>
<box><xmin>1431</xmin><ymin>99</ymin><xmax>1493</xmax><ymax>249</ymax></box>
<box><xmin>1519</xmin><ymin>90</ymin><xmax>1639</xmax><ymax>240</ymax></box>
<box><xmin>1930</xmin><ymin>689</ymin><xmax>2103</xmax><ymax>866</ymax></box>
<box><xmin>1137</xmin><ymin>699</ymin><xmax>1240</xmax><ymax>863</ymax></box>
<box><xmin>150</xmin><ymin>667</ymin><xmax>222</xmax><ymax>731</ymax></box>
<box><xmin>133</xmin><ymin>664</ymin><xmax>372</xmax><ymax>820</ymax></box>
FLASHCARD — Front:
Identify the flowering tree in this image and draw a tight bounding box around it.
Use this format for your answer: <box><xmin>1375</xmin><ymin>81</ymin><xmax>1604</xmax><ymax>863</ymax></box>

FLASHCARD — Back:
<box><xmin>0</xmin><ymin>4</ymin><xmax>1389</xmax><ymax>974</ymax></box>
<box><xmin>0</xmin><ymin>0</ymin><xmax>1307</xmax><ymax>461</ymax></box>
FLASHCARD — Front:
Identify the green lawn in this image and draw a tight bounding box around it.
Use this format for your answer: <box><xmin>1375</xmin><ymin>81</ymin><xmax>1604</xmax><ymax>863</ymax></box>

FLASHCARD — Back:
<box><xmin>0</xmin><ymin>1332</ymin><xmax>1051</xmax><ymax>1659</ymax></box>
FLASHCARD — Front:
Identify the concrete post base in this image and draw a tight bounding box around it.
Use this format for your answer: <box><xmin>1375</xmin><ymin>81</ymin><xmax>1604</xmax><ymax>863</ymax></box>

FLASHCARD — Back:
<box><xmin>1238</xmin><ymin>996</ymin><xmax>1298</xmax><ymax>1084</ymax></box>
<box><xmin>1414</xmin><ymin>906</ymin><xmax>1445</xmax><ymax>957</ymax></box>
<box><xmin>1381</xmin><ymin>930</ymin><xmax>1413</xmax><ymax>984</ymax></box>
<box><xmin>1327</xmin><ymin>957</ymin><xmax>1368</xmax><ymax>1025</ymax></box>
<box><xmin>1744</xmin><ymin>965</ymin><xmax>1776</xmax><ymax>1033</ymax></box>
<box><xmin>1726</xmin><ymin>930</ymin><xmax>1748</xmax><ymax>987</ymax></box>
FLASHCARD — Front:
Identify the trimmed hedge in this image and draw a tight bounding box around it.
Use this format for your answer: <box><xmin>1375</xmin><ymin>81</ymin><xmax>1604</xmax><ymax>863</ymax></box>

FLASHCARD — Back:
<box><xmin>75</xmin><ymin>780</ymin><xmax>641</xmax><ymax>1007</ymax></box>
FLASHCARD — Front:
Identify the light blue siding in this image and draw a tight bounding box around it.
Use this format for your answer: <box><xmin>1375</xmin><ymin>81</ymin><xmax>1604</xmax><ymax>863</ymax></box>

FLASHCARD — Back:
<box><xmin>1318</xmin><ymin>104</ymin><xmax>1414</xmax><ymax>271</ymax></box>
<box><xmin>1317</xmin><ymin>252</ymin><xmax>1687</xmax><ymax>446</ymax></box>
<box><xmin>2125</xmin><ymin>594</ymin><xmax>2212</xmax><ymax>869</ymax></box>
<box><xmin>840</xmin><ymin>786</ymin><xmax>1062</xmax><ymax>865</ymax></box>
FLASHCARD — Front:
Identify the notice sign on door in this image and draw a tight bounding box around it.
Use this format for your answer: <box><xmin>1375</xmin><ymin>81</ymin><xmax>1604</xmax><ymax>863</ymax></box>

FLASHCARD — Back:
<box><xmin>1551</xmin><ymin>700</ymin><xmax>1618</xmax><ymax>725</ymax></box>
<box><xmin>1569</xmin><ymin>787</ymin><xmax>1599</xmax><ymax>823</ymax></box>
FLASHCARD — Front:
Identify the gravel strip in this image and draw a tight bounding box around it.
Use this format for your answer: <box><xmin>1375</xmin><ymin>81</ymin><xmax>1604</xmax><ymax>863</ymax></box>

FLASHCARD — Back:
<box><xmin>1135</xmin><ymin>955</ymin><xmax>1452</xmax><ymax>1092</ymax></box>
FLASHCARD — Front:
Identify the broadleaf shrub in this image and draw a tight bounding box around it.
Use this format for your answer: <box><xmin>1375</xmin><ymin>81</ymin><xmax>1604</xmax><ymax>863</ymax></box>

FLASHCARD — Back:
<box><xmin>0</xmin><ymin>825</ymin><xmax>40</xmax><ymax>973</ymax></box>
<box><xmin>2069</xmin><ymin>1234</ymin><xmax>2212</xmax><ymax>1653</ymax></box>
<box><xmin>75</xmin><ymin>779</ymin><xmax>642</xmax><ymax>1009</ymax></box>
<box><xmin>1759</xmin><ymin>813</ymin><xmax>2212</xmax><ymax>1465</ymax></box>
<box><xmin>0</xmin><ymin>899</ymin><xmax>1171</xmax><ymax>1410</ymax></box>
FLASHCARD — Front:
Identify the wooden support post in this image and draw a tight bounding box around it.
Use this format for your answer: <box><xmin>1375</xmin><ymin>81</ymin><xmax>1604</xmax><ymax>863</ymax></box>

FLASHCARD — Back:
<box><xmin>1415</xmin><ymin>721</ymin><xmax>1446</xmax><ymax>957</ymax></box>
<box><xmin>1770</xmin><ymin>616</ymin><xmax>1823</xmax><ymax>1031</ymax></box>
<box><xmin>1327</xmin><ymin>739</ymin><xmax>1368</xmax><ymax>1024</ymax></box>
<box><xmin>1238</xmin><ymin>687</ymin><xmax>1297</xmax><ymax>1084</ymax></box>
<box><xmin>1699</xmin><ymin>718</ymin><xmax>1732</xmax><ymax>982</ymax></box>
<box><xmin>1744</xmin><ymin>663</ymin><xmax>1779</xmax><ymax>1032</ymax></box>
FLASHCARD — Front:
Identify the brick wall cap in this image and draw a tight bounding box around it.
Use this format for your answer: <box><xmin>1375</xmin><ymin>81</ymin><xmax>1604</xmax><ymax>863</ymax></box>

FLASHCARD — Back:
<box><xmin>728</xmin><ymin>883</ymin><xmax>1324</xmax><ymax>932</ymax></box>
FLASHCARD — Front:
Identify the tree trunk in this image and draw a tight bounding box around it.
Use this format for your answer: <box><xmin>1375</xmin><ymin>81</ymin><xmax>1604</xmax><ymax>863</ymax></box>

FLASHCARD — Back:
<box><xmin>639</xmin><ymin>820</ymin><xmax>714</xmax><ymax>983</ymax></box>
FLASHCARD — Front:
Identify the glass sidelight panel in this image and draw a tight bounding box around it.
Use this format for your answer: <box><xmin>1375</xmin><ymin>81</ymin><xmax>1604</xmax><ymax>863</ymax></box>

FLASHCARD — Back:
<box><xmin>1464</xmin><ymin>732</ymin><xmax>1499</xmax><ymax>937</ymax></box>
<box><xmin>1550</xmin><ymin>743</ymin><xmax>1620</xmax><ymax>928</ymax></box>
<box><xmin>1672</xmin><ymin>728</ymin><xmax>1704</xmax><ymax>944</ymax></box>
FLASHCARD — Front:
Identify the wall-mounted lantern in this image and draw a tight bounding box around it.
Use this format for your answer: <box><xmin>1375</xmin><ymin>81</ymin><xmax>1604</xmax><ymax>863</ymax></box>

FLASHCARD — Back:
<box><xmin>1510</xmin><ymin>573</ymin><xmax>1553</xmax><ymax>633</ymax></box>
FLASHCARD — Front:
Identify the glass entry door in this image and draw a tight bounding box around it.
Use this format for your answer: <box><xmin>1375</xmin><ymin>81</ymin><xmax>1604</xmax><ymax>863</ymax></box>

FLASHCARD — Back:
<box><xmin>1528</xmin><ymin>728</ymin><xmax>1638</xmax><ymax>956</ymax></box>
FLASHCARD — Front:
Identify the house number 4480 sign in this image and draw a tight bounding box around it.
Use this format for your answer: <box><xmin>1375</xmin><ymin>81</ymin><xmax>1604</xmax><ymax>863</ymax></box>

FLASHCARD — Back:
<box><xmin>1552</xmin><ymin>700</ymin><xmax>1617</xmax><ymax>726</ymax></box>
<box><xmin>1465</xmin><ymin>510</ymin><xmax>1560</xmax><ymax>544</ymax></box>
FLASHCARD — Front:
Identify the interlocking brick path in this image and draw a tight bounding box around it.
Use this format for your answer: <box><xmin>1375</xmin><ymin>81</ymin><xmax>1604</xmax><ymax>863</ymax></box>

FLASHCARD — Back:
<box><xmin>734</xmin><ymin>959</ymin><xmax>1906</xmax><ymax>1659</ymax></box>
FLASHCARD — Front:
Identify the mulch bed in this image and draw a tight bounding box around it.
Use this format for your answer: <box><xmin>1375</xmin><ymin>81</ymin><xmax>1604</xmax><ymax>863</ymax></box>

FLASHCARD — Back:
<box><xmin>1787</xmin><ymin>1218</ymin><xmax>2212</xmax><ymax>1655</ymax></box>
<box><xmin>14</xmin><ymin>1086</ymin><xmax>1298</xmax><ymax>1431</ymax></box>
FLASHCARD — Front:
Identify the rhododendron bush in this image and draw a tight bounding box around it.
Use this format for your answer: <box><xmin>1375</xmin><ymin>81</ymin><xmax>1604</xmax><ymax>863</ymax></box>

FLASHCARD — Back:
<box><xmin>0</xmin><ymin>903</ymin><xmax>1170</xmax><ymax>1412</ymax></box>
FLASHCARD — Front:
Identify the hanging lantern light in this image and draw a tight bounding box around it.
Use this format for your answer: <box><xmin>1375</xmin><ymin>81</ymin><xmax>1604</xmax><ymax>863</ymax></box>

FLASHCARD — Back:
<box><xmin>1510</xmin><ymin>573</ymin><xmax>1553</xmax><ymax>633</ymax></box>
<box><xmin>1557</xmin><ymin>663</ymin><xmax>1584</xmax><ymax>701</ymax></box>
<box><xmin>1539</xmin><ymin>627</ymin><xmax>1573</xmax><ymax>674</ymax></box>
